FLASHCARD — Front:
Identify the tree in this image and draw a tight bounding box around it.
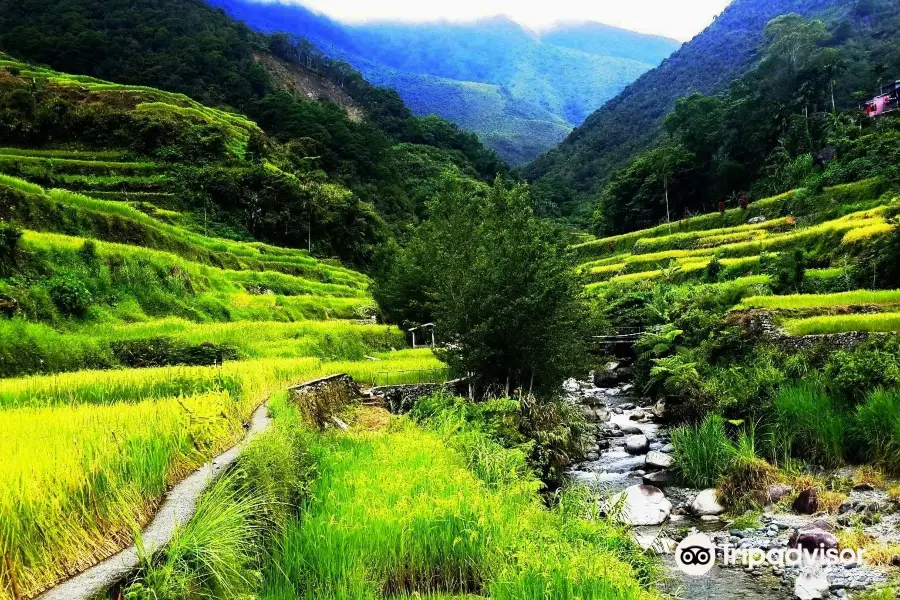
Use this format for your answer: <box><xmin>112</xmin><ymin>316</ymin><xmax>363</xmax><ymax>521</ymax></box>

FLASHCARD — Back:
<box><xmin>373</xmin><ymin>174</ymin><xmax>589</xmax><ymax>395</ymax></box>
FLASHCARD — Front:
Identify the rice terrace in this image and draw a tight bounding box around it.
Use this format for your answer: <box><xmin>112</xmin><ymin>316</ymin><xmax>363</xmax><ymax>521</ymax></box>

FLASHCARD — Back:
<box><xmin>4</xmin><ymin>0</ymin><xmax>900</xmax><ymax>599</ymax></box>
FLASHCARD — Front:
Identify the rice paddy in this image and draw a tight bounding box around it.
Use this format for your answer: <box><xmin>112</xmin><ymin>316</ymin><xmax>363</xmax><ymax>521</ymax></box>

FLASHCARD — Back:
<box><xmin>784</xmin><ymin>312</ymin><xmax>900</xmax><ymax>336</ymax></box>
<box><xmin>0</xmin><ymin>105</ymin><xmax>454</xmax><ymax>597</ymax></box>
<box><xmin>576</xmin><ymin>179</ymin><xmax>900</xmax><ymax>341</ymax></box>
<box><xmin>738</xmin><ymin>289</ymin><xmax>900</xmax><ymax>311</ymax></box>
<box><xmin>262</xmin><ymin>414</ymin><xmax>658</xmax><ymax>600</ymax></box>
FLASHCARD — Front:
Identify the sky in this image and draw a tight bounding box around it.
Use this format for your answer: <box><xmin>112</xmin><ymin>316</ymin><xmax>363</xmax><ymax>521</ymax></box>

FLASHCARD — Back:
<box><xmin>256</xmin><ymin>0</ymin><xmax>734</xmax><ymax>42</ymax></box>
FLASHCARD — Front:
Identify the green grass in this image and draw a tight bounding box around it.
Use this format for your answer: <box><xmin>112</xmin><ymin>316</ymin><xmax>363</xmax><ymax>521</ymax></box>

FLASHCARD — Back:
<box><xmin>855</xmin><ymin>389</ymin><xmax>900</xmax><ymax>472</ymax></box>
<box><xmin>773</xmin><ymin>383</ymin><xmax>846</xmax><ymax>466</ymax></box>
<box><xmin>0</xmin><ymin>147</ymin><xmax>130</xmax><ymax>161</ymax></box>
<box><xmin>262</xmin><ymin>417</ymin><xmax>658</xmax><ymax>600</ymax></box>
<box><xmin>784</xmin><ymin>312</ymin><xmax>900</xmax><ymax>335</ymax></box>
<box><xmin>738</xmin><ymin>289</ymin><xmax>900</xmax><ymax>310</ymax></box>
<box><xmin>0</xmin><ymin>353</ymin><xmax>446</xmax><ymax>599</ymax></box>
<box><xmin>671</xmin><ymin>414</ymin><xmax>733</xmax><ymax>489</ymax></box>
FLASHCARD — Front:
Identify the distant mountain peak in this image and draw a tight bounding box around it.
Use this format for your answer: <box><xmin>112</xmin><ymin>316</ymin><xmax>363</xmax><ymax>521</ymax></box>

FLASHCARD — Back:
<box><xmin>207</xmin><ymin>0</ymin><xmax>681</xmax><ymax>165</ymax></box>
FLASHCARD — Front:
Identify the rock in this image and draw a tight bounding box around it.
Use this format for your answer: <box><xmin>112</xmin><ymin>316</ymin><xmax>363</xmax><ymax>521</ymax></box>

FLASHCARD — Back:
<box><xmin>620</xmin><ymin>383</ymin><xmax>634</xmax><ymax>394</ymax></box>
<box><xmin>747</xmin><ymin>216</ymin><xmax>768</xmax><ymax>225</ymax></box>
<box><xmin>608</xmin><ymin>485</ymin><xmax>672</xmax><ymax>526</ymax></box>
<box><xmin>625</xmin><ymin>435</ymin><xmax>649</xmax><ymax>455</ymax></box>
<box><xmin>660</xmin><ymin>443</ymin><xmax>675</xmax><ymax>454</ymax></box>
<box><xmin>795</xmin><ymin>566</ymin><xmax>829</xmax><ymax>599</ymax></box>
<box><xmin>643</xmin><ymin>470</ymin><xmax>674</xmax><ymax>487</ymax></box>
<box><xmin>579</xmin><ymin>405</ymin><xmax>610</xmax><ymax>423</ymax></box>
<box><xmin>793</xmin><ymin>488</ymin><xmax>819</xmax><ymax>515</ymax></box>
<box><xmin>690</xmin><ymin>489</ymin><xmax>725</xmax><ymax>517</ymax></box>
<box><xmin>629</xmin><ymin>410</ymin><xmax>647</xmax><ymax>420</ymax></box>
<box><xmin>593</xmin><ymin>364</ymin><xmax>621</xmax><ymax>387</ymax></box>
<box><xmin>852</xmin><ymin>482</ymin><xmax>875</xmax><ymax>492</ymax></box>
<box><xmin>563</xmin><ymin>378</ymin><xmax>580</xmax><ymax>393</ymax></box>
<box><xmin>789</xmin><ymin>527</ymin><xmax>838</xmax><ymax>552</ymax></box>
<box><xmin>766</xmin><ymin>484</ymin><xmax>792</xmax><ymax>504</ymax></box>
<box><xmin>619</xmin><ymin>424</ymin><xmax>644</xmax><ymax>435</ymax></box>
<box><xmin>652</xmin><ymin>400</ymin><xmax>666</xmax><ymax>418</ymax></box>
<box><xmin>612</xmin><ymin>407</ymin><xmax>624</xmax><ymax>415</ymax></box>
<box><xmin>645</xmin><ymin>451</ymin><xmax>674</xmax><ymax>470</ymax></box>
<box><xmin>619</xmin><ymin>402</ymin><xmax>635</xmax><ymax>411</ymax></box>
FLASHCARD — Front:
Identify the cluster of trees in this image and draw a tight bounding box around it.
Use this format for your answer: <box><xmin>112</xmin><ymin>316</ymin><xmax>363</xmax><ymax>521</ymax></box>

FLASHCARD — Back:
<box><xmin>593</xmin><ymin>6</ymin><xmax>900</xmax><ymax>234</ymax></box>
<box><xmin>0</xmin><ymin>0</ymin><xmax>508</xmax><ymax>264</ymax></box>
<box><xmin>373</xmin><ymin>174</ymin><xmax>589</xmax><ymax>396</ymax></box>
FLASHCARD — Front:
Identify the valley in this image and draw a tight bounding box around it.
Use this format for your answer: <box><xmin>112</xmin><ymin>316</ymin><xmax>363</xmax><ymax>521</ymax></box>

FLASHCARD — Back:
<box><xmin>2</xmin><ymin>0</ymin><xmax>900</xmax><ymax>599</ymax></box>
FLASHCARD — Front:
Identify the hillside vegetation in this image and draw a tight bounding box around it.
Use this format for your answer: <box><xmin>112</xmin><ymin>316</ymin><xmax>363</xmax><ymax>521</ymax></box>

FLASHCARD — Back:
<box><xmin>0</xmin><ymin>0</ymin><xmax>509</xmax><ymax>263</ymax></box>
<box><xmin>0</xmin><ymin>64</ymin><xmax>457</xmax><ymax>597</ymax></box>
<box><xmin>580</xmin><ymin>162</ymin><xmax>900</xmax><ymax>477</ymax></box>
<box><xmin>205</xmin><ymin>0</ymin><xmax>680</xmax><ymax>165</ymax></box>
<box><xmin>526</xmin><ymin>0</ymin><xmax>900</xmax><ymax>224</ymax></box>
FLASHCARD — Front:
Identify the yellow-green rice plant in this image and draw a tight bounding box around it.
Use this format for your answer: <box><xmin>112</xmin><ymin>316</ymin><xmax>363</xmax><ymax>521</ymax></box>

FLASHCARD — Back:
<box><xmin>738</xmin><ymin>289</ymin><xmax>900</xmax><ymax>311</ymax></box>
<box><xmin>0</xmin><ymin>392</ymin><xmax>245</xmax><ymax>599</ymax></box>
<box><xmin>263</xmin><ymin>421</ymin><xmax>657</xmax><ymax>600</ymax></box>
<box><xmin>784</xmin><ymin>312</ymin><xmax>900</xmax><ymax>335</ymax></box>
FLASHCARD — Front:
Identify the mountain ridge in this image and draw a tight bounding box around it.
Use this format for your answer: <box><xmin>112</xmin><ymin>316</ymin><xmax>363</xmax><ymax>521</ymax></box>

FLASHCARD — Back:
<box><xmin>204</xmin><ymin>0</ymin><xmax>681</xmax><ymax>165</ymax></box>
<box><xmin>524</xmin><ymin>0</ymin><xmax>852</xmax><ymax>222</ymax></box>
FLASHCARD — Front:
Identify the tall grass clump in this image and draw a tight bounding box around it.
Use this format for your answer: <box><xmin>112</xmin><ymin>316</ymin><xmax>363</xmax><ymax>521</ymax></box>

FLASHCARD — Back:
<box><xmin>718</xmin><ymin>424</ymin><xmax>777</xmax><ymax>512</ymax></box>
<box><xmin>855</xmin><ymin>389</ymin><xmax>900</xmax><ymax>472</ymax></box>
<box><xmin>772</xmin><ymin>383</ymin><xmax>846</xmax><ymax>466</ymax></box>
<box><xmin>124</xmin><ymin>396</ymin><xmax>316</xmax><ymax>600</ymax></box>
<box><xmin>125</xmin><ymin>475</ymin><xmax>268</xmax><ymax>600</ymax></box>
<box><xmin>671</xmin><ymin>414</ymin><xmax>733</xmax><ymax>488</ymax></box>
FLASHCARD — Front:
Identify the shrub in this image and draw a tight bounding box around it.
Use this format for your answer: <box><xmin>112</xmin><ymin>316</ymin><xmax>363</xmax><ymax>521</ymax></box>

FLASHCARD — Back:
<box><xmin>773</xmin><ymin>383</ymin><xmax>846</xmax><ymax>467</ymax></box>
<box><xmin>671</xmin><ymin>414</ymin><xmax>733</xmax><ymax>488</ymax></box>
<box><xmin>47</xmin><ymin>273</ymin><xmax>93</xmax><ymax>316</ymax></box>
<box><xmin>824</xmin><ymin>342</ymin><xmax>900</xmax><ymax>403</ymax></box>
<box><xmin>761</xmin><ymin>249</ymin><xmax>805</xmax><ymax>294</ymax></box>
<box><xmin>855</xmin><ymin>389</ymin><xmax>900</xmax><ymax>473</ymax></box>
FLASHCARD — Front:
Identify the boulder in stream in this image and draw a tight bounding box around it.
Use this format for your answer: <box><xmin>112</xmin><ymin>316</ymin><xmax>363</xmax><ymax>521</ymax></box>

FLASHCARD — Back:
<box><xmin>608</xmin><ymin>484</ymin><xmax>672</xmax><ymax>526</ymax></box>
<box><xmin>645</xmin><ymin>451</ymin><xmax>674</xmax><ymax>470</ymax></box>
<box><xmin>643</xmin><ymin>470</ymin><xmax>674</xmax><ymax>487</ymax></box>
<box><xmin>625</xmin><ymin>435</ymin><xmax>649</xmax><ymax>455</ymax></box>
<box><xmin>619</xmin><ymin>423</ymin><xmax>643</xmax><ymax>435</ymax></box>
<box><xmin>690</xmin><ymin>489</ymin><xmax>725</xmax><ymax>516</ymax></box>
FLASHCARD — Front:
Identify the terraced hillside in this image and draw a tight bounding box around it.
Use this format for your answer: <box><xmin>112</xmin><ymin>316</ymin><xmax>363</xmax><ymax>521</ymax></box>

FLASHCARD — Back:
<box><xmin>577</xmin><ymin>178</ymin><xmax>898</xmax><ymax>314</ymax></box>
<box><xmin>579</xmin><ymin>175</ymin><xmax>900</xmax><ymax>429</ymax></box>
<box><xmin>0</xmin><ymin>163</ymin><xmax>448</xmax><ymax>598</ymax></box>
<box><xmin>0</xmin><ymin>78</ymin><xmax>451</xmax><ymax>597</ymax></box>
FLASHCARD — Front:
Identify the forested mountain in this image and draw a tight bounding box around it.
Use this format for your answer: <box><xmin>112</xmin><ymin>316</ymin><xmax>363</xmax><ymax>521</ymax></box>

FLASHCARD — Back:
<box><xmin>203</xmin><ymin>0</ymin><xmax>681</xmax><ymax>165</ymax></box>
<box><xmin>0</xmin><ymin>0</ymin><xmax>508</xmax><ymax>265</ymax></box>
<box><xmin>535</xmin><ymin>0</ymin><xmax>900</xmax><ymax>235</ymax></box>
<box><xmin>525</xmin><ymin>0</ymin><xmax>862</xmax><ymax>223</ymax></box>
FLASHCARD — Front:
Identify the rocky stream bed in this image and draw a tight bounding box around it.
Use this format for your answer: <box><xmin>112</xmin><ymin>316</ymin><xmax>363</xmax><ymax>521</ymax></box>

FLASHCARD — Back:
<box><xmin>563</xmin><ymin>361</ymin><xmax>899</xmax><ymax>599</ymax></box>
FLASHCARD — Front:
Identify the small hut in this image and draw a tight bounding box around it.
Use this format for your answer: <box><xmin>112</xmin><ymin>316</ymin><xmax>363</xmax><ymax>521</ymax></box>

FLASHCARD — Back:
<box><xmin>407</xmin><ymin>323</ymin><xmax>435</xmax><ymax>348</ymax></box>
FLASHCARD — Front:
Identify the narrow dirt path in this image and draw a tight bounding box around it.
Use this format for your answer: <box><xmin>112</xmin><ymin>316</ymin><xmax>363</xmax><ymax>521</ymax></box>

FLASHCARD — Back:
<box><xmin>36</xmin><ymin>402</ymin><xmax>273</xmax><ymax>600</ymax></box>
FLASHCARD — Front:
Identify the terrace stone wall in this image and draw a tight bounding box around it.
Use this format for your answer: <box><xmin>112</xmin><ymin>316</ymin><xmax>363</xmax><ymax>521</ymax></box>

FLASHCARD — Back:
<box><xmin>373</xmin><ymin>378</ymin><xmax>469</xmax><ymax>414</ymax></box>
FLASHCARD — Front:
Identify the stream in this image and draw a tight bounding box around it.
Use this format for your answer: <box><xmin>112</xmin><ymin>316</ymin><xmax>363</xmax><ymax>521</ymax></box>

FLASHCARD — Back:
<box><xmin>563</xmin><ymin>367</ymin><xmax>893</xmax><ymax>599</ymax></box>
